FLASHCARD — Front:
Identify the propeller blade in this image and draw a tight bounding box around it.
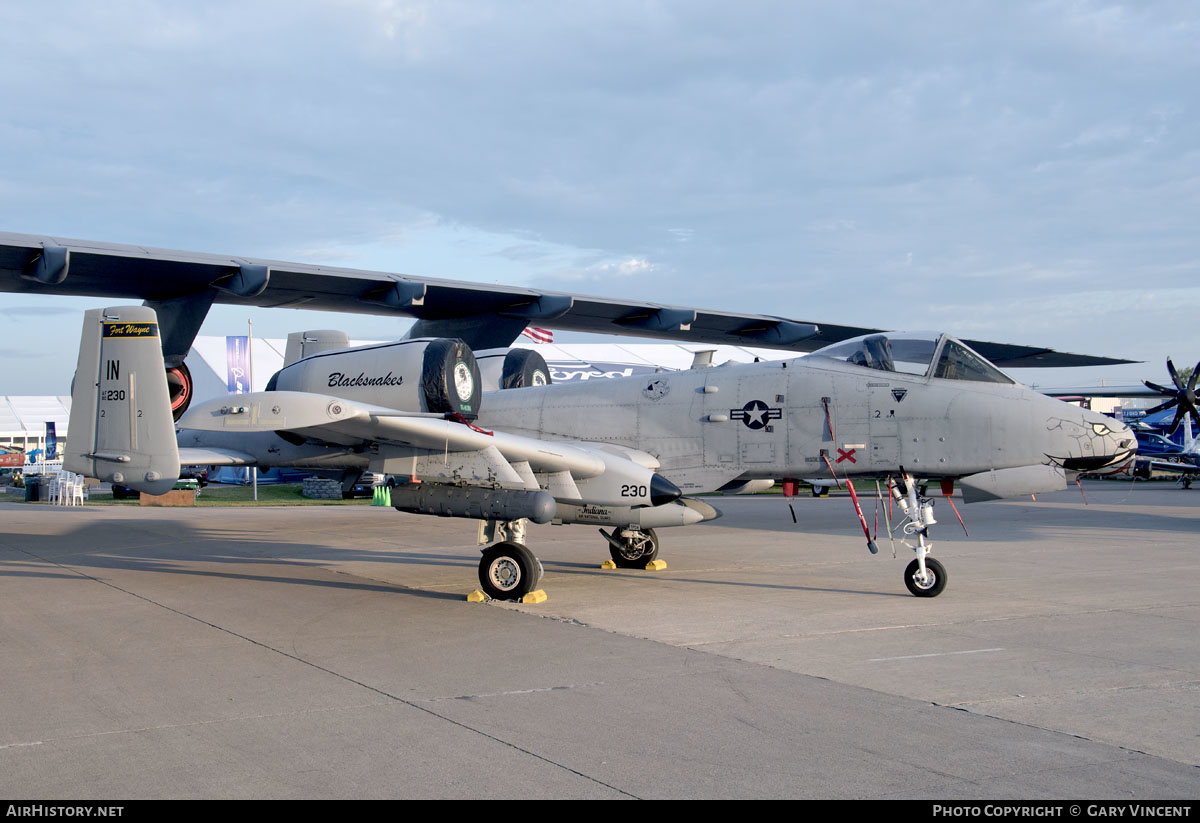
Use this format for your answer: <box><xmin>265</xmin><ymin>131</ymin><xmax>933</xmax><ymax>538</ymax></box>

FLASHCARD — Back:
<box><xmin>1189</xmin><ymin>362</ymin><xmax>1200</xmax><ymax>395</ymax></box>
<box><xmin>1169</xmin><ymin>406</ymin><xmax>1187</xmax><ymax>435</ymax></box>
<box><xmin>1144</xmin><ymin>398</ymin><xmax>1180</xmax><ymax>416</ymax></box>
<box><xmin>1167</xmin><ymin>358</ymin><xmax>1182</xmax><ymax>391</ymax></box>
<box><xmin>1143</xmin><ymin>380</ymin><xmax>1175</xmax><ymax>395</ymax></box>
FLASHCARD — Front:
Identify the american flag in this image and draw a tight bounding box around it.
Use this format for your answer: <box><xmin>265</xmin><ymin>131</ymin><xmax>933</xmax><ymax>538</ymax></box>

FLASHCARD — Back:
<box><xmin>520</xmin><ymin>327</ymin><xmax>553</xmax><ymax>344</ymax></box>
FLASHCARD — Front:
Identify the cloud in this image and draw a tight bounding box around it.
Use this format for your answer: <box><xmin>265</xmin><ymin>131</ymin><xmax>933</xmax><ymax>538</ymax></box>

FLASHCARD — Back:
<box><xmin>537</xmin><ymin>256</ymin><xmax>659</xmax><ymax>283</ymax></box>
<box><xmin>592</xmin><ymin>258</ymin><xmax>656</xmax><ymax>276</ymax></box>
<box><xmin>0</xmin><ymin>305</ymin><xmax>79</xmax><ymax>317</ymax></box>
<box><xmin>0</xmin><ymin>347</ymin><xmax>43</xmax><ymax>358</ymax></box>
<box><xmin>1</xmin><ymin>1</ymin><xmax>1198</xmax><ymax>393</ymax></box>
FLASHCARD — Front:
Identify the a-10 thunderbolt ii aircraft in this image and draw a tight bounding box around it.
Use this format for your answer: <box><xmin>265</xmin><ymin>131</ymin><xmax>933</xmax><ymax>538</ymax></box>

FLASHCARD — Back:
<box><xmin>65</xmin><ymin>306</ymin><xmax>1135</xmax><ymax>601</ymax></box>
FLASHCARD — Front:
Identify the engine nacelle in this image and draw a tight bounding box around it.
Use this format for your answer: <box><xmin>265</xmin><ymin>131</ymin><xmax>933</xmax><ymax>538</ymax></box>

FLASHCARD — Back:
<box><xmin>476</xmin><ymin>348</ymin><xmax>552</xmax><ymax>392</ymax></box>
<box><xmin>272</xmin><ymin>337</ymin><xmax>483</xmax><ymax>419</ymax></box>
<box><xmin>166</xmin><ymin>361</ymin><xmax>193</xmax><ymax>421</ymax></box>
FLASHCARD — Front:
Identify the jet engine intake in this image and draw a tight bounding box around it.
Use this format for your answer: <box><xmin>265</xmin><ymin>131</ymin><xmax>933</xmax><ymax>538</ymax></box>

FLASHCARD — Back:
<box><xmin>166</xmin><ymin>361</ymin><xmax>193</xmax><ymax>421</ymax></box>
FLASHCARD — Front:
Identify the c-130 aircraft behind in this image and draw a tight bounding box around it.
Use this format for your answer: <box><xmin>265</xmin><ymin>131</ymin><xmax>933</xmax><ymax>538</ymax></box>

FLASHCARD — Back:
<box><xmin>66</xmin><ymin>306</ymin><xmax>1136</xmax><ymax>600</ymax></box>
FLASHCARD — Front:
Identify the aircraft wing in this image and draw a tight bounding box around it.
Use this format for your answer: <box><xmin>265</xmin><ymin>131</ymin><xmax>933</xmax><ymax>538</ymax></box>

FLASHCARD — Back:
<box><xmin>176</xmin><ymin>391</ymin><xmax>669</xmax><ymax>504</ymax></box>
<box><xmin>0</xmin><ymin>231</ymin><xmax>1129</xmax><ymax>367</ymax></box>
<box><xmin>1041</xmin><ymin>385</ymin><xmax>1159</xmax><ymax>399</ymax></box>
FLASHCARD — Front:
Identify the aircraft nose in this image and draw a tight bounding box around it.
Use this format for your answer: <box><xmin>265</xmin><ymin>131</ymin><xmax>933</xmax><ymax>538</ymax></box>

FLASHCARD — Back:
<box><xmin>649</xmin><ymin>473</ymin><xmax>683</xmax><ymax>506</ymax></box>
<box><xmin>1110</xmin><ymin>419</ymin><xmax>1136</xmax><ymax>466</ymax></box>
<box><xmin>1055</xmin><ymin>412</ymin><xmax>1136</xmax><ymax>471</ymax></box>
<box><xmin>1095</xmin><ymin>416</ymin><xmax>1136</xmax><ymax>470</ymax></box>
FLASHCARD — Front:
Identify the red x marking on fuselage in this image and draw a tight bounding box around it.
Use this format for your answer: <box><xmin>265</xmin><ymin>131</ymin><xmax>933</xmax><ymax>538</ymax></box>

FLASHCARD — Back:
<box><xmin>836</xmin><ymin>448</ymin><xmax>857</xmax><ymax>463</ymax></box>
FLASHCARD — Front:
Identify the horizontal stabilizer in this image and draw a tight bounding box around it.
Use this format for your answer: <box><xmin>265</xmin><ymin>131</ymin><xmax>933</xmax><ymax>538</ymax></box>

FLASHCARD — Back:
<box><xmin>178</xmin><ymin>447</ymin><xmax>257</xmax><ymax>467</ymax></box>
<box><xmin>178</xmin><ymin>391</ymin><xmax>363</xmax><ymax>433</ymax></box>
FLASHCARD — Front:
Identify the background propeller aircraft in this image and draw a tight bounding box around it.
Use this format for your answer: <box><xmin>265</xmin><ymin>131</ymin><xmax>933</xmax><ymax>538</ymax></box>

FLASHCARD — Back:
<box><xmin>1045</xmin><ymin>358</ymin><xmax>1200</xmax><ymax>486</ymax></box>
<box><xmin>65</xmin><ymin>306</ymin><xmax>1135</xmax><ymax>600</ymax></box>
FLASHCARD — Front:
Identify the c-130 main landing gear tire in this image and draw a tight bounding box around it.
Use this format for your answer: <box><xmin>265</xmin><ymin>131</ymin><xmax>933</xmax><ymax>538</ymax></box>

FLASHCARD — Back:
<box><xmin>478</xmin><ymin>541</ymin><xmax>543</xmax><ymax>600</ymax></box>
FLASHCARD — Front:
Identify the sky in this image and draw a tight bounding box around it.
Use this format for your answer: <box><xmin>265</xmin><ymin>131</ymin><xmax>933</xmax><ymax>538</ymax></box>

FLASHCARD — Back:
<box><xmin>1</xmin><ymin>0</ymin><xmax>1197</xmax><ymax>395</ymax></box>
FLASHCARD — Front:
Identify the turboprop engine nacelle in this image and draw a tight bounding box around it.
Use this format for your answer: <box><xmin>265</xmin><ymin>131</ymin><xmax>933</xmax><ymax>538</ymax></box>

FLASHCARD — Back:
<box><xmin>272</xmin><ymin>337</ymin><xmax>483</xmax><ymax>419</ymax></box>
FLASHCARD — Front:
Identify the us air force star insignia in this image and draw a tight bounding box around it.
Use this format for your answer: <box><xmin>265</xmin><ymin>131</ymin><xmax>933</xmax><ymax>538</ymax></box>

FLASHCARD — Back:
<box><xmin>642</xmin><ymin>378</ymin><xmax>670</xmax><ymax>401</ymax></box>
<box><xmin>731</xmin><ymin>400</ymin><xmax>783</xmax><ymax>430</ymax></box>
<box><xmin>891</xmin><ymin>388</ymin><xmax>908</xmax><ymax>402</ymax></box>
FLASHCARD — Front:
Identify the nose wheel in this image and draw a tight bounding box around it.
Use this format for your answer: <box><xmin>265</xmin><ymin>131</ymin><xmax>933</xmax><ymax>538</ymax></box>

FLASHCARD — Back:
<box><xmin>904</xmin><ymin>557</ymin><xmax>947</xmax><ymax>597</ymax></box>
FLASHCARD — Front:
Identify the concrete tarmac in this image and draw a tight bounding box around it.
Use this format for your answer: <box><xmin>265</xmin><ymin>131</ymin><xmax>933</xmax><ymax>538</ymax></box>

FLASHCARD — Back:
<box><xmin>1</xmin><ymin>482</ymin><xmax>1197</xmax><ymax>798</ymax></box>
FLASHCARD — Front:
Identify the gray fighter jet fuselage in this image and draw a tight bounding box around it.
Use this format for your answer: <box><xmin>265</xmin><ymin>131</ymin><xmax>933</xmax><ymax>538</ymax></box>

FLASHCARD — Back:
<box><xmin>478</xmin><ymin>348</ymin><xmax>1130</xmax><ymax>490</ymax></box>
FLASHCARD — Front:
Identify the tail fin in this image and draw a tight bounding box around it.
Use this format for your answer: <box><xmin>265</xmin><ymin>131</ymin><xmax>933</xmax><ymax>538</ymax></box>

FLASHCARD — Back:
<box><xmin>65</xmin><ymin>306</ymin><xmax>180</xmax><ymax>495</ymax></box>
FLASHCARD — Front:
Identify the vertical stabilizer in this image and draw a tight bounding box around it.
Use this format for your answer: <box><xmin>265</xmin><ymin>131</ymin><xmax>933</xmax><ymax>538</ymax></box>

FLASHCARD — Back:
<box><xmin>65</xmin><ymin>307</ymin><xmax>180</xmax><ymax>495</ymax></box>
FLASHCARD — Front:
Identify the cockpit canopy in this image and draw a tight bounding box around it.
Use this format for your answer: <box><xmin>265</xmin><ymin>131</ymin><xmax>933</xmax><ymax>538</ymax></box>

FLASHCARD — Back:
<box><xmin>809</xmin><ymin>332</ymin><xmax>1014</xmax><ymax>384</ymax></box>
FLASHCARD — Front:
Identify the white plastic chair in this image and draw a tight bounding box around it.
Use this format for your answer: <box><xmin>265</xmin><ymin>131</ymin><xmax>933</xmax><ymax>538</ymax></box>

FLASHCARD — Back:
<box><xmin>67</xmin><ymin>475</ymin><xmax>85</xmax><ymax>506</ymax></box>
<box><xmin>45</xmin><ymin>472</ymin><xmax>62</xmax><ymax>504</ymax></box>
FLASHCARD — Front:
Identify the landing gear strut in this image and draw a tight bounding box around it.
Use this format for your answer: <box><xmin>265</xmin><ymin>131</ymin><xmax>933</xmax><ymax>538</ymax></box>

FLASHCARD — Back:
<box><xmin>600</xmin><ymin>527</ymin><xmax>660</xmax><ymax>569</ymax></box>
<box><xmin>890</xmin><ymin>474</ymin><xmax>947</xmax><ymax>597</ymax></box>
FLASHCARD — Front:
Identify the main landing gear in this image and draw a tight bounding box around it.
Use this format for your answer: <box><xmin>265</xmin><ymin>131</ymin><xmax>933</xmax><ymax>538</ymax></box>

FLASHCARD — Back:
<box><xmin>600</xmin><ymin>527</ymin><xmax>659</xmax><ymax>569</ymax></box>
<box><xmin>478</xmin><ymin>541</ymin><xmax>543</xmax><ymax>600</ymax></box>
<box><xmin>475</xmin><ymin>521</ymin><xmax>666</xmax><ymax>600</ymax></box>
<box><xmin>477</xmin><ymin>519</ymin><xmax>543</xmax><ymax>600</ymax></box>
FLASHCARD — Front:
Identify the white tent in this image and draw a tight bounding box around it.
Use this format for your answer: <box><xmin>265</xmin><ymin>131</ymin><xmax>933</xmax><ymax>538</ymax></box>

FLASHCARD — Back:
<box><xmin>0</xmin><ymin>395</ymin><xmax>71</xmax><ymax>458</ymax></box>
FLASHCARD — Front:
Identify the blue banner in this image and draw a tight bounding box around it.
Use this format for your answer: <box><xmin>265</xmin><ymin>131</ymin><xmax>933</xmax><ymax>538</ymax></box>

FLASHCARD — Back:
<box><xmin>45</xmin><ymin>422</ymin><xmax>57</xmax><ymax>460</ymax></box>
<box><xmin>225</xmin><ymin>335</ymin><xmax>250</xmax><ymax>394</ymax></box>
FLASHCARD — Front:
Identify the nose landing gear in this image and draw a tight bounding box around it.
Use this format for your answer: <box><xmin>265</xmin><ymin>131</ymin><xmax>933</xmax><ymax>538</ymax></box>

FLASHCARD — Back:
<box><xmin>890</xmin><ymin>474</ymin><xmax>948</xmax><ymax>598</ymax></box>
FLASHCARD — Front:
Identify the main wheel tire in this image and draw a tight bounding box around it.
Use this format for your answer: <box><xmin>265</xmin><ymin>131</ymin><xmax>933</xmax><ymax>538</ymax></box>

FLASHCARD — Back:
<box><xmin>810</xmin><ymin>484</ymin><xmax>829</xmax><ymax>497</ymax></box>
<box><xmin>608</xmin><ymin>528</ymin><xmax>659</xmax><ymax>569</ymax></box>
<box><xmin>501</xmin><ymin>349</ymin><xmax>551</xmax><ymax>389</ymax></box>
<box><xmin>478</xmin><ymin>542</ymin><xmax>542</xmax><ymax>600</ymax></box>
<box><xmin>904</xmin><ymin>557</ymin><xmax>947</xmax><ymax>598</ymax></box>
